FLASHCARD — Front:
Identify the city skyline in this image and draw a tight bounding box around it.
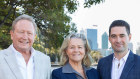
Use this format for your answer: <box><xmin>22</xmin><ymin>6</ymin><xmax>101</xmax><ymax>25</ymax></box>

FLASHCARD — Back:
<box><xmin>70</xmin><ymin>0</ymin><xmax>140</xmax><ymax>53</ymax></box>
<box><xmin>86</xmin><ymin>29</ymin><xmax>98</xmax><ymax>50</ymax></box>
<box><xmin>102</xmin><ymin>32</ymin><xmax>108</xmax><ymax>49</ymax></box>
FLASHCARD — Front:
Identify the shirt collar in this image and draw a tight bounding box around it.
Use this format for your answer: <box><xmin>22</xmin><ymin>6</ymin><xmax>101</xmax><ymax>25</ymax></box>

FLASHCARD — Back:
<box><xmin>10</xmin><ymin>44</ymin><xmax>36</xmax><ymax>57</ymax></box>
<box><xmin>62</xmin><ymin>62</ymin><xmax>75</xmax><ymax>73</ymax></box>
<box><xmin>113</xmin><ymin>50</ymin><xmax>130</xmax><ymax>62</ymax></box>
<box><xmin>123</xmin><ymin>50</ymin><xmax>130</xmax><ymax>61</ymax></box>
<box><xmin>62</xmin><ymin>62</ymin><xmax>92</xmax><ymax>73</ymax></box>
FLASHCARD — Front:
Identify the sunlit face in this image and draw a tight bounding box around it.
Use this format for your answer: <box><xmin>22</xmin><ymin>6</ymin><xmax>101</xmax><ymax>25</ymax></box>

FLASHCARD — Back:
<box><xmin>10</xmin><ymin>20</ymin><xmax>36</xmax><ymax>52</ymax></box>
<box><xmin>66</xmin><ymin>38</ymin><xmax>86</xmax><ymax>63</ymax></box>
<box><xmin>109</xmin><ymin>27</ymin><xmax>131</xmax><ymax>53</ymax></box>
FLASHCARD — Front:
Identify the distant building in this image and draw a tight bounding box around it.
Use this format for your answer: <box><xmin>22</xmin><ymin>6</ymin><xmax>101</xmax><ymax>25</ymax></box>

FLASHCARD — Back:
<box><xmin>98</xmin><ymin>49</ymin><xmax>113</xmax><ymax>57</ymax></box>
<box><xmin>102</xmin><ymin>32</ymin><xmax>108</xmax><ymax>49</ymax></box>
<box><xmin>128</xmin><ymin>42</ymin><xmax>133</xmax><ymax>51</ymax></box>
<box><xmin>86</xmin><ymin>29</ymin><xmax>98</xmax><ymax>50</ymax></box>
<box><xmin>80</xmin><ymin>28</ymin><xmax>85</xmax><ymax>34</ymax></box>
<box><xmin>136</xmin><ymin>47</ymin><xmax>140</xmax><ymax>56</ymax></box>
<box><xmin>136</xmin><ymin>42</ymin><xmax>140</xmax><ymax>56</ymax></box>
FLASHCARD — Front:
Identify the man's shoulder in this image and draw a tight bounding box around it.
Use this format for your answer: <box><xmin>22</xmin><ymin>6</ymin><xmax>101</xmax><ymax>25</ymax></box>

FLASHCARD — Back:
<box><xmin>34</xmin><ymin>50</ymin><xmax>50</xmax><ymax>59</ymax></box>
<box><xmin>133</xmin><ymin>53</ymin><xmax>140</xmax><ymax>60</ymax></box>
<box><xmin>0</xmin><ymin>48</ymin><xmax>10</xmax><ymax>55</ymax></box>
<box><xmin>0</xmin><ymin>48</ymin><xmax>12</xmax><ymax>61</ymax></box>
<box><xmin>35</xmin><ymin>50</ymin><xmax>46</xmax><ymax>55</ymax></box>
<box><xmin>100</xmin><ymin>54</ymin><xmax>113</xmax><ymax>61</ymax></box>
<box><xmin>87</xmin><ymin>67</ymin><xmax>98</xmax><ymax>74</ymax></box>
<box><xmin>129</xmin><ymin>50</ymin><xmax>140</xmax><ymax>60</ymax></box>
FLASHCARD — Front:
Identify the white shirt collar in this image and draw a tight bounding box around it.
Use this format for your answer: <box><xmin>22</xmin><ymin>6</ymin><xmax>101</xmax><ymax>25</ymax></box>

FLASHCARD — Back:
<box><xmin>123</xmin><ymin>50</ymin><xmax>130</xmax><ymax>62</ymax></box>
<box><xmin>10</xmin><ymin>44</ymin><xmax>35</xmax><ymax>79</ymax></box>
<box><xmin>113</xmin><ymin>50</ymin><xmax>130</xmax><ymax>62</ymax></box>
<box><xmin>111</xmin><ymin>50</ymin><xmax>130</xmax><ymax>79</ymax></box>
<box><xmin>10</xmin><ymin>44</ymin><xmax>36</xmax><ymax>57</ymax></box>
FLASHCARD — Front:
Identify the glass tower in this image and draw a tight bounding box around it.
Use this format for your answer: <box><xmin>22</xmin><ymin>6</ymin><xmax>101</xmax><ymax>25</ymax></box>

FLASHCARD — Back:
<box><xmin>87</xmin><ymin>29</ymin><xmax>98</xmax><ymax>50</ymax></box>
<box><xmin>102</xmin><ymin>32</ymin><xmax>108</xmax><ymax>49</ymax></box>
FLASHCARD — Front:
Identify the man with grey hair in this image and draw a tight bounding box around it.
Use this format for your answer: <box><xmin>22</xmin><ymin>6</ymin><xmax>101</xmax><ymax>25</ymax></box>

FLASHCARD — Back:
<box><xmin>0</xmin><ymin>14</ymin><xmax>51</xmax><ymax>79</ymax></box>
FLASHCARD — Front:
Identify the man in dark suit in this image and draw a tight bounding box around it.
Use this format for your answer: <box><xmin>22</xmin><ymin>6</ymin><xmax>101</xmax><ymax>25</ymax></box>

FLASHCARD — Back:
<box><xmin>97</xmin><ymin>20</ymin><xmax>140</xmax><ymax>79</ymax></box>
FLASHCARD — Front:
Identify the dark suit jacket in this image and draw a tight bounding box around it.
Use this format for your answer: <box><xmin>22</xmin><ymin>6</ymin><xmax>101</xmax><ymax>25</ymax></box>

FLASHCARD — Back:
<box><xmin>52</xmin><ymin>66</ymin><xmax>100</xmax><ymax>79</ymax></box>
<box><xmin>97</xmin><ymin>50</ymin><xmax>140</xmax><ymax>79</ymax></box>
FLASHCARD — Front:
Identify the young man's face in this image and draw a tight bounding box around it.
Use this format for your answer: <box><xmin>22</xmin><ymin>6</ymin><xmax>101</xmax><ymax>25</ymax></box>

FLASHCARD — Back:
<box><xmin>109</xmin><ymin>26</ymin><xmax>131</xmax><ymax>53</ymax></box>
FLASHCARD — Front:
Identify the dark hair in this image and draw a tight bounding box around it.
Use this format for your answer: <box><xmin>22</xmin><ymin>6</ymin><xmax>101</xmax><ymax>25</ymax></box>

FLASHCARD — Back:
<box><xmin>109</xmin><ymin>20</ymin><xmax>130</xmax><ymax>36</ymax></box>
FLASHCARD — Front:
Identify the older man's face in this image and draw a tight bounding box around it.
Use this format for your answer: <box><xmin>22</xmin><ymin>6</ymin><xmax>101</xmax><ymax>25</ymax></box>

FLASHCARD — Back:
<box><xmin>10</xmin><ymin>20</ymin><xmax>36</xmax><ymax>52</ymax></box>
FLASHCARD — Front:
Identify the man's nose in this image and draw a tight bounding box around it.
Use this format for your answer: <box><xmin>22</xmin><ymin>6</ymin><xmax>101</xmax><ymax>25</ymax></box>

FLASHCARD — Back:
<box><xmin>22</xmin><ymin>32</ymin><xmax>28</xmax><ymax>39</ymax></box>
<box><xmin>116</xmin><ymin>36</ymin><xmax>121</xmax><ymax>42</ymax></box>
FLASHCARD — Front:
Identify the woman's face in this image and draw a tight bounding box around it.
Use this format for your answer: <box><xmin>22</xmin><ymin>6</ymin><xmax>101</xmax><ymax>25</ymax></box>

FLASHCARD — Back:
<box><xmin>66</xmin><ymin>38</ymin><xmax>86</xmax><ymax>63</ymax></box>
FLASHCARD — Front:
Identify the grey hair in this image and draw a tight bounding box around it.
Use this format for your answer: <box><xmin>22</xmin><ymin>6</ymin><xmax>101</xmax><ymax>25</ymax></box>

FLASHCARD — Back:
<box><xmin>12</xmin><ymin>14</ymin><xmax>37</xmax><ymax>34</ymax></box>
<box><xmin>60</xmin><ymin>33</ymin><xmax>93</xmax><ymax>67</ymax></box>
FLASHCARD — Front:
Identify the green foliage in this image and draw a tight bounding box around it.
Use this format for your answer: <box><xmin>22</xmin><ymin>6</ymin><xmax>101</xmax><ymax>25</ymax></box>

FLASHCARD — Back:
<box><xmin>33</xmin><ymin>36</ymin><xmax>46</xmax><ymax>54</ymax></box>
<box><xmin>84</xmin><ymin>0</ymin><xmax>105</xmax><ymax>7</ymax></box>
<box><xmin>0</xmin><ymin>26</ymin><xmax>12</xmax><ymax>48</ymax></box>
<box><xmin>0</xmin><ymin>0</ymin><xmax>104</xmax><ymax>53</ymax></box>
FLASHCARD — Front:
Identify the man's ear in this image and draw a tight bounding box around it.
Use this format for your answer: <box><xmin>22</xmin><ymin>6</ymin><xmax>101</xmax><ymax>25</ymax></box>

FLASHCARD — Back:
<box><xmin>109</xmin><ymin>36</ymin><xmax>111</xmax><ymax>43</ymax></box>
<box><xmin>129</xmin><ymin>33</ymin><xmax>132</xmax><ymax>41</ymax></box>
<box><xmin>10</xmin><ymin>30</ymin><xmax>14</xmax><ymax>40</ymax></box>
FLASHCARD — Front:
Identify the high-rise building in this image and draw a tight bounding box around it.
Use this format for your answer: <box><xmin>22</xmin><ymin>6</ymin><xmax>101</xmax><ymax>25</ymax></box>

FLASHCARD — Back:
<box><xmin>128</xmin><ymin>42</ymin><xmax>133</xmax><ymax>51</ymax></box>
<box><xmin>99</xmin><ymin>49</ymin><xmax>113</xmax><ymax>57</ymax></box>
<box><xmin>86</xmin><ymin>29</ymin><xmax>98</xmax><ymax>50</ymax></box>
<box><xmin>102</xmin><ymin>32</ymin><xmax>108</xmax><ymax>49</ymax></box>
<box><xmin>136</xmin><ymin>42</ymin><xmax>140</xmax><ymax>55</ymax></box>
<box><xmin>80</xmin><ymin>28</ymin><xmax>85</xmax><ymax>34</ymax></box>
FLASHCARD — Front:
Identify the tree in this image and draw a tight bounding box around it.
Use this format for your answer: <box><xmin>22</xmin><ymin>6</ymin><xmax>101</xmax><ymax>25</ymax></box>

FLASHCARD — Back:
<box><xmin>0</xmin><ymin>25</ymin><xmax>12</xmax><ymax>48</ymax></box>
<box><xmin>91</xmin><ymin>50</ymin><xmax>103</xmax><ymax>63</ymax></box>
<box><xmin>0</xmin><ymin>0</ymin><xmax>104</xmax><ymax>52</ymax></box>
<box><xmin>0</xmin><ymin>1</ymin><xmax>20</xmax><ymax>48</ymax></box>
<box><xmin>84</xmin><ymin>0</ymin><xmax>105</xmax><ymax>7</ymax></box>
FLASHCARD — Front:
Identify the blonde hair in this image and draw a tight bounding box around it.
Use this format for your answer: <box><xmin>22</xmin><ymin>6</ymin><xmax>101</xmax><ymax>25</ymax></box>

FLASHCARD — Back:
<box><xmin>60</xmin><ymin>33</ymin><xmax>93</xmax><ymax>67</ymax></box>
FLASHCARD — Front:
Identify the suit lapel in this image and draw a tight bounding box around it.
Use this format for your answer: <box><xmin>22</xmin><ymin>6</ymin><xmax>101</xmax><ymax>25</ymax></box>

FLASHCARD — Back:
<box><xmin>34</xmin><ymin>54</ymin><xmax>41</xmax><ymax>79</ymax></box>
<box><xmin>106</xmin><ymin>54</ymin><xmax>113</xmax><ymax>79</ymax></box>
<box><xmin>4</xmin><ymin>48</ymin><xmax>24</xmax><ymax>79</ymax></box>
<box><xmin>120</xmin><ymin>51</ymin><xmax>135</xmax><ymax>79</ymax></box>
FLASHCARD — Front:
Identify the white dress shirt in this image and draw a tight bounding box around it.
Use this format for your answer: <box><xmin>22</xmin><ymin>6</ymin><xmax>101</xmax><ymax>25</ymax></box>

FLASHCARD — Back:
<box><xmin>111</xmin><ymin>50</ymin><xmax>130</xmax><ymax>79</ymax></box>
<box><xmin>11</xmin><ymin>44</ymin><xmax>35</xmax><ymax>79</ymax></box>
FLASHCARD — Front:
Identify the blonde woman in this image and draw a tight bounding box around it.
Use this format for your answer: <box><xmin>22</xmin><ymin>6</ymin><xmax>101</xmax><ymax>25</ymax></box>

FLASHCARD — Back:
<box><xmin>52</xmin><ymin>33</ymin><xmax>99</xmax><ymax>79</ymax></box>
